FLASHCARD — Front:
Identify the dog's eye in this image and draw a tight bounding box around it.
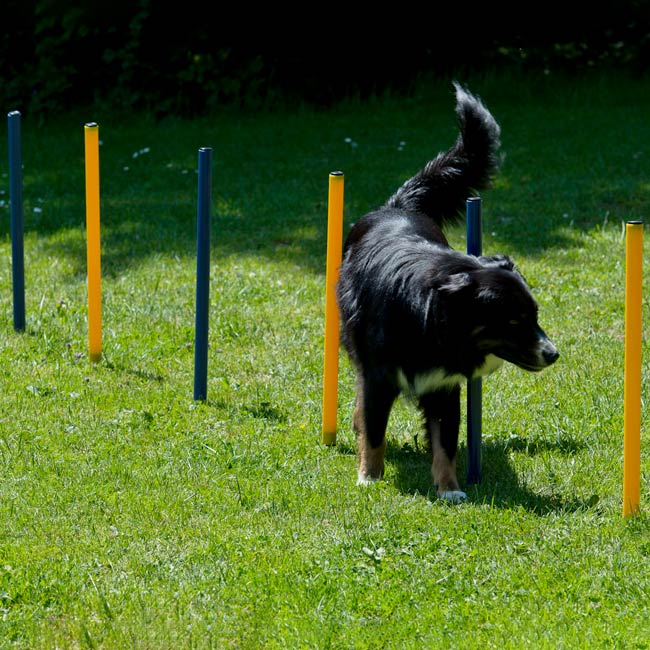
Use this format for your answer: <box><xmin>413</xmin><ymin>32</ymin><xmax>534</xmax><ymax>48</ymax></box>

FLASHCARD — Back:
<box><xmin>510</xmin><ymin>314</ymin><xmax>529</xmax><ymax>327</ymax></box>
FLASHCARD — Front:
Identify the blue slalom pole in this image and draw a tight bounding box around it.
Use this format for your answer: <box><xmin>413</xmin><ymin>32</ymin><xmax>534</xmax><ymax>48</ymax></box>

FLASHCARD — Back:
<box><xmin>193</xmin><ymin>147</ymin><xmax>212</xmax><ymax>401</ymax></box>
<box><xmin>8</xmin><ymin>111</ymin><xmax>25</xmax><ymax>332</ymax></box>
<box><xmin>466</xmin><ymin>196</ymin><xmax>482</xmax><ymax>484</ymax></box>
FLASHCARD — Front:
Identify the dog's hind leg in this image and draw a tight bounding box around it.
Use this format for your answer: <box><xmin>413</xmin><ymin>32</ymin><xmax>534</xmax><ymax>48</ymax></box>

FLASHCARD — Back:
<box><xmin>419</xmin><ymin>388</ymin><xmax>467</xmax><ymax>503</ymax></box>
<box><xmin>354</xmin><ymin>371</ymin><xmax>397</xmax><ymax>485</ymax></box>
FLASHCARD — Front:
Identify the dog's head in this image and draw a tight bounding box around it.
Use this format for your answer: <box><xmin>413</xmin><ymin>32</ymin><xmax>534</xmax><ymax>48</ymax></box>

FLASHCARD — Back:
<box><xmin>440</xmin><ymin>256</ymin><xmax>559</xmax><ymax>372</ymax></box>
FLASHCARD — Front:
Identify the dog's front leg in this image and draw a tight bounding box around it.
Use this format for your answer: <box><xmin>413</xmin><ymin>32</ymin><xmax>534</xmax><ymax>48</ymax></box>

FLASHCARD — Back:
<box><xmin>354</xmin><ymin>371</ymin><xmax>397</xmax><ymax>485</ymax></box>
<box><xmin>419</xmin><ymin>388</ymin><xmax>466</xmax><ymax>503</ymax></box>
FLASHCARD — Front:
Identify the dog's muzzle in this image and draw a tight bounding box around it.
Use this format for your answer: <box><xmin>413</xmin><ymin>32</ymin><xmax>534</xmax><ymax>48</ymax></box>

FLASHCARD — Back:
<box><xmin>538</xmin><ymin>332</ymin><xmax>559</xmax><ymax>367</ymax></box>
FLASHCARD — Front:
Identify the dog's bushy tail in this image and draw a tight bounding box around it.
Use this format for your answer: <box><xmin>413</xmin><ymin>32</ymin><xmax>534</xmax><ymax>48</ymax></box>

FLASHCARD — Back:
<box><xmin>385</xmin><ymin>82</ymin><xmax>501</xmax><ymax>227</ymax></box>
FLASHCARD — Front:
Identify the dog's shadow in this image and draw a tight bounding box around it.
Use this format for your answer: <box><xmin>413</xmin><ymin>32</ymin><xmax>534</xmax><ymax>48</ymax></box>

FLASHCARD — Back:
<box><xmin>379</xmin><ymin>434</ymin><xmax>595</xmax><ymax>514</ymax></box>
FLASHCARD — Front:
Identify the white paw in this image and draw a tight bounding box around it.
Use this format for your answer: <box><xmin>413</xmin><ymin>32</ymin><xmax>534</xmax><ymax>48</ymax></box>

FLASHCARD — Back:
<box><xmin>357</xmin><ymin>472</ymin><xmax>381</xmax><ymax>486</ymax></box>
<box><xmin>440</xmin><ymin>490</ymin><xmax>467</xmax><ymax>504</ymax></box>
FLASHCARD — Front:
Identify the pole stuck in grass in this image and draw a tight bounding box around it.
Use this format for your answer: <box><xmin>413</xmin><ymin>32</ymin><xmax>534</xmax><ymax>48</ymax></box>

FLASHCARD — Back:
<box><xmin>84</xmin><ymin>122</ymin><xmax>102</xmax><ymax>363</ymax></box>
<box><xmin>321</xmin><ymin>171</ymin><xmax>344</xmax><ymax>445</ymax></box>
<box><xmin>8</xmin><ymin>110</ymin><xmax>25</xmax><ymax>332</ymax></box>
<box><xmin>193</xmin><ymin>147</ymin><xmax>212</xmax><ymax>402</ymax></box>
<box><xmin>466</xmin><ymin>196</ymin><xmax>483</xmax><ymax>484</ymax></box>
<box><xmin>623</xmin><ymin>220</ymin><xmax>643</xmax><ymax>517</ymax></box>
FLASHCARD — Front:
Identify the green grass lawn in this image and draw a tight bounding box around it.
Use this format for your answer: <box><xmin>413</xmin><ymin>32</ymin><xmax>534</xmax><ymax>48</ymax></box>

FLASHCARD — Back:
<box><xmin>1</xmin><ymin>71</ymin><xmax>649</xmax><ymax>649</ymax></box>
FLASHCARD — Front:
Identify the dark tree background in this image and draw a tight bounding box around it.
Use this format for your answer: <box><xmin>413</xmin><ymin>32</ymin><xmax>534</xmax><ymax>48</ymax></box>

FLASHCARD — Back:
<box><xmin>2</xmin><ymin>1</ymin><xmax>649</xmax><ymax>117</ymax></box>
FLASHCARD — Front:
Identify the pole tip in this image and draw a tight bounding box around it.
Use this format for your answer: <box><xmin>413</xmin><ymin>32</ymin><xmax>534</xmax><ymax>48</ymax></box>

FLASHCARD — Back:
<box><xmin>330</xmin><ymin>171</ymin><xmax>344</xmax><ymax>177</ymax></box>
<box><xmin>85</xmin><ymin>122</ymin><xmax>99</xmax><ymax>129</ymax></box>
<box><xmin>7</xmin><ymin>110</ymin><xmax>21</xmax><ymax>118</ymax></box>
<box><xmin>627</xmin><ymin>220</ymin><xmax>643</xmax><ymax>225</ymax></box>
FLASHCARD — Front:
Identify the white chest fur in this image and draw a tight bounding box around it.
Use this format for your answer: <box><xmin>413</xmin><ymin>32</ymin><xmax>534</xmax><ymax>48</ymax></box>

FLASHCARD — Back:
<box><xmin>397</xmin><ymin>354</ymin><xmax>504</xmax><ymax>396</ymax></box>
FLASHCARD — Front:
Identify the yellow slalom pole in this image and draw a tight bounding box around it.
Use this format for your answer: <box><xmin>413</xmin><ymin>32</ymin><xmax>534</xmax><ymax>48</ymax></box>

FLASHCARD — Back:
<box><xmin>84</xmin><ymin>123</ymin><xmax>102</xmax><ymax>363</ymax></box>
<box><xmin>321</xmin><ymin>171</ymin><xmax>344</xmax><ymax>445</ymax></box>
<box><xmin>623</xmin><ymin>220</ymin><xmax>643</xmax><ymax>517</ymax></box>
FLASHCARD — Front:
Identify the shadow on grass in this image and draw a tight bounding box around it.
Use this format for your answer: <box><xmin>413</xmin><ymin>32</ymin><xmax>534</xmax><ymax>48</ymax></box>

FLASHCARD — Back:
<box><xmin>9</xmin><ymin>70</ymin><xmax>650</xmax><ymax>282</ymax></box>
<box><xmin>384</xmin><ymin>436</ymin><xmax>596</xmax><ymax>515</ymax></box>
<box><xmin>18</xmin><ymin>195</ymin><xmax>332</xmax><ymax>279</ymax></box>
<box><xmin>4</xmin><ymin>94</ymin><xmax>641</xmax><ymax>279</ymax></box>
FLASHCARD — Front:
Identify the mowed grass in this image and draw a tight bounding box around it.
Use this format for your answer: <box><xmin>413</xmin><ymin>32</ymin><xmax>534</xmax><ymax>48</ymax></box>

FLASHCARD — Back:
<box><xmin>0</xmin><ymin>71</ymin><xmax>649</xmax><ymax>648</ymax></box>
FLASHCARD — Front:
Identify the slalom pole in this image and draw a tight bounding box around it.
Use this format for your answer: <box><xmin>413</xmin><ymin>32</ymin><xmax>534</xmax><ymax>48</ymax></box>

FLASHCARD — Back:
<box><xmin>466</xmin><ymin>196</ymin><xmax>483</xmax><ymax>484</ymax></box>
<box><xmin>623</xmin><ymin>220</ymin><xmax>643</xmax><ymax>517</ymax></box>
<box><xmin>321</xmin><ymin>171</ymin><xmax>344</xmax><ymax>445</ymax></box>
<box><xmin>8</xmin><ymin>111</ymin><xmax>25</xmax><ymax>332</ymax></box>
<box><xmin>84</xmin><ymin>123</ymin><xmax>102</xmax><ymax>363</ymax></box>
<box><xmin>193</xmin><ymin>147</ymin><xmax>212</xmax><ymax>402</ymax></box>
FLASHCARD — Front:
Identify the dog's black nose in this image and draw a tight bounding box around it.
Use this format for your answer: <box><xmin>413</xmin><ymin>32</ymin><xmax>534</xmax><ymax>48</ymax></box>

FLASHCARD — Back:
<box><xmin>543</xmin><ymin>347</ymin><xmax>559</xmax><ymax>365</ymax></box>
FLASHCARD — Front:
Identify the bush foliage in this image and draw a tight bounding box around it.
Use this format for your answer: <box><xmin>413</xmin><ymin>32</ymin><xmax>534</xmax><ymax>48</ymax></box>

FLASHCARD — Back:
<box><xmin>1</xmin><ymin>2</ymin><xmax>650</xmax><ymax>117</ymax></box>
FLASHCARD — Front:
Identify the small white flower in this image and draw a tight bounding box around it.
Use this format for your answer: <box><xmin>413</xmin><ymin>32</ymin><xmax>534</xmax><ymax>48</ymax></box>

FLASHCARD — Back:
<box><xmin>132</xmin><ymin>147</ymin><xmax>150</xmax><ymax>159</ymax></box>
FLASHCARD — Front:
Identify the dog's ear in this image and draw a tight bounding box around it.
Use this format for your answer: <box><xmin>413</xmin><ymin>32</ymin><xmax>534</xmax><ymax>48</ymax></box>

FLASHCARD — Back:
<box><xmin>439</xmin><ymin>272</ymin><xmax>473</xmax><ymax>294</ymax></box>
<box><xmin>479</xmin><ymin>254</ymin><xmax>516</xmax><ymax>272</ymax></box>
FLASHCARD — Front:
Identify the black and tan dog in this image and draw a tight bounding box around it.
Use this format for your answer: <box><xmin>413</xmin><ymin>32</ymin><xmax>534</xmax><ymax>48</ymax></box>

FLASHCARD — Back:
<box><xmin>336</xmin><ymin>83</ymin><xmax>559</xmax><ymax>503</ymax></box>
